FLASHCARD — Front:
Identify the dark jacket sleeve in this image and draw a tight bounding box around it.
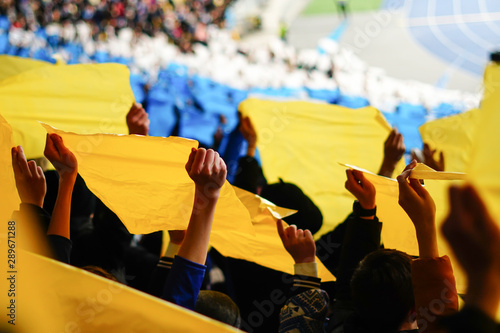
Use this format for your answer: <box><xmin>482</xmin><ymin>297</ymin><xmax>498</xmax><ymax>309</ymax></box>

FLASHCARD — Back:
<box><xmin>336</xmin><ymin>214</ymin><xmax>382</xmax><ymax>302</ymax></box>
<box><xmin>47</xmin><ymin>234</ymin><xmax>72</xmax><ymax>264</ymax></box>
<box><xmin>19</xmin><ymin>203</ymin><xmax>51</xmax><ymax>233</ymax></box>
<box><xmin>19</xmin><ymin>204</ymin><xmax>72</xmax><ymax>264</ymax></box>
<box><xmin>315</xmin><ymin>218</ymin><xmax>347</xmax><ymax>277</ymax></box>
<box><xmin>233</xmin><ymin>155</ymin><xmax>264</xmax><ymax>194</ymax></box>
<box><xmin>148</xmin><ymin>256</ymin><xmax>174</xmax><ymax>297</ymax></box>
<box><xmin>162</xmin><ymin>255</ymin><xmax>206</xmax><ymax>310</ymax></box>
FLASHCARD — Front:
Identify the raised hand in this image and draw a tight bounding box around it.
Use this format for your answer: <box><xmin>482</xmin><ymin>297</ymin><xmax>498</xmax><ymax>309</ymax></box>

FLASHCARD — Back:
<box><xmin>397</xmin><ymin>160</ymin><xmax>437</xmax><ymax>258</ymax></box>
<box><xmin>11</xmin><ymin>146</ymin><xmax>47</xmax><ymax>208</ymax></box>
<box><xmin>277</xmin><ymin>219</ymin><xmax>316</xmax><ymax>264</ymax></box>
<box><xmin>185</xmin><ymin>148</ymin><xmax>227</xmax><ymax>199</ymax></box>
<box><xmin>378</xmin><ymin>128</ymin><xmax>406</xmax><ymax>178</ymax></box>
<box><xmin>44</xmin><ymin>133</ymin><xmax>78</xmax><ymax>182</ymax></box>
<box><xmin>126</xmin><ymin>102</ymin><xmax>150</xmax><ymax>136</ymax></box>
<box><xmin>442</xmin><ymin>185</ymin><xmax>500</xmax><ymax>319</ymax></box>
<box><xmin>238</xmin><ymin>114</ymin><xmax>257</xmax><ymax>157</ymax></box>
<box><xmin>422</xmin><ymin>143</ymin><xmax>444</xmax><ymax>171</ymax></box>
<box><xmin>411</xmin><ymin>143</ymin><xmax>445</xmax><ymax>171</ymax></box>
<box><xmin>345</xmin><ymin>169</ymin><xmax>376</xmax><ymax>210</ymax></box>
<box><xmin>177</xmin><ymin>148</ymin><xmax>227</xmax><ymax>265</ymax></box>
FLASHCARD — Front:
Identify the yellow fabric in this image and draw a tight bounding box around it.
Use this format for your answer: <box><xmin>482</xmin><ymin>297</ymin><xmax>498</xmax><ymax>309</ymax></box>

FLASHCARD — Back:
<box><xmin>0</xmin><ymin>114</ymin><xmax>19</xmax><ymax>230</ymax></box>
<box><xmin>469</xmin><ymin>63</ymin><xmax>500</xmax><ymax>228</ymax></box>
<box><xmin>11</xmin><ymin>251</ymin><xmax>240</xmax><ymax>332</ymax></box>
<box><xmin>468</xmin><ymin>63</ymin><xmax>500</xmax><ymax>320</ymax></box>
<box><xmin>0</xmin><ymin>55</ymin><xmax>51</xmax><ymax>82</ymax></box>
<box><xmin>239</xmin><ymin>99</ymin><xmax>406</xmax><ymax>237</ymax></box>
<box><xmin>410</xmin><ymin>163</ymin><xmax>466</xmax><ymax>180</ymax></box>
<box><xmin>43</xmin><ymin>124</ymin><xmax>254</xmax><ymax>236</ymax></box>
<box><xmin>0</xmin><ymin>57</ymin><xmax>134</xmax><ymax>158</ymax></box>
<box><xmin>42</xmin><ymin>124</ymin><xmax>334</xmax><ymax>280</ymax></box>
<box><xmin>213</xmin><ymin>187</ymin><xmax>336</xmax><ymax>281</ymax></box>
<box><xmin>419</xmin><ymin>109</ymin><xmax>480</xmax><ymax>172</ymax></box>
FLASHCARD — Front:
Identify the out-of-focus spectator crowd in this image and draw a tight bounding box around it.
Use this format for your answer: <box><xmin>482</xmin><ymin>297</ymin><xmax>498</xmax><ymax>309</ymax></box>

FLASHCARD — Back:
<box><xmin>1</xmin><ymin>0</ymin><xmax>232</xmax><ymax>52</ymax></box>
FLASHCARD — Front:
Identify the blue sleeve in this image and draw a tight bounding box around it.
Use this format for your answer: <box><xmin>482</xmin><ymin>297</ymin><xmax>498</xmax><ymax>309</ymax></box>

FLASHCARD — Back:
<box><xmin>162</xmin><ymin>255</ymin><xmax>206</xmax><ymax>310</ymax></box>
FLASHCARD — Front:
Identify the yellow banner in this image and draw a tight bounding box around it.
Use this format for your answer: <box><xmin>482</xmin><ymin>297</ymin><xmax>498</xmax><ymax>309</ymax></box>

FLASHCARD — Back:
<box><xmin>0</xmin><ymin>56</ymin><xmax>134</xmax><ymax>158</ymax></box>
<box><xmin>239</xmin><ymin>99</ymin><xmax>406</xmax><ymax>237</ymax></box>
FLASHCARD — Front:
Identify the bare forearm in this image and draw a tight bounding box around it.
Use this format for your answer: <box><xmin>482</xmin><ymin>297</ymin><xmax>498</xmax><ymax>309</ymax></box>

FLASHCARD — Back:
<box><xmin>416</xmin><ymin>222</ymin><xmax>439</xmax><ymax>258</ymax></box>
<box><xmin>47</xmin><ymin>179</ymin><xmax>75</xmax><ymax>239</ymax></box>
<box><xmin>177</xmin><ymin>189</ymin><xmax>219</xmax><ymax>264</ymax></box>
<box><xmin>378</xmin><ymin>160</ymin><xmax>397</xmax><ymax>178</ymax></box>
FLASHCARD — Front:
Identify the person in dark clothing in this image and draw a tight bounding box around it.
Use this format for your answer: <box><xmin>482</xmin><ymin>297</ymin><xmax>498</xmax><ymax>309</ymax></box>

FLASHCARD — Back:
<box><xmin>11</xmin><ymin>133</ymin><xmax>78</xmax><ymax>264</ymax></box>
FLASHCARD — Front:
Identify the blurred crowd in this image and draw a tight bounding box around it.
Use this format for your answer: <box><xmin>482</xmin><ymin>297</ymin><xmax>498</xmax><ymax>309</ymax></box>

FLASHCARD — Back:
<box><xmin>1</xmin><ymin>0</ymin><xmax>232</xmax><ymax>51</ymax></box>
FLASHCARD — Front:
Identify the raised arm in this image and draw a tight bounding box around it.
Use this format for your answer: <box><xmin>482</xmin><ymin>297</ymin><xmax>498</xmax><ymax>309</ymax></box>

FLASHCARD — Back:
<box><xmin>397</xmin><ymin>160</ymin><xmax>438</xmax><ymax>258</ymax></box>
<box><xmin>43</xmin><ymin>133</ymin><xmax>78</xmax><ymax>240</ymax></box>
<box><xmin>397</xmin><ymin>160</ymin><xmax>458</xmax><ymax>332</ymax></box>
<box><xmin>162</xmin><ymin>148</ymin><xmax>226</xmax><ymax>309</ymax></box>
<box><xmin>177</xmin><ymin>148</ymin><xmax>226</xmax><ymax>264</ymax></box>
<box><xmin>442</xmin><ymin>185</ymin><xmax>500</xmax><ymax>326</ymax></box>
<box><xmin>11</xmin><ymin>145</ymin><xmax>47</xmax><ymax>209</ymax></box>
<box><xmin>277</xmin><ymin>220</ymin><xmax>329</xmax><ymax>333</ymax></box>
<box><xmin>378</xmin><ymin>128</ymin><xmax>406</xmax><ymax>178</ymax></box>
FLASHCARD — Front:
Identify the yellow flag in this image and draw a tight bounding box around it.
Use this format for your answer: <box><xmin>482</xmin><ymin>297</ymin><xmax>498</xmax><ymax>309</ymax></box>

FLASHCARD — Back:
<box><xmin>239</xmin><ymin>99</ymin><xmax>406</xmax><ymax>237</ymax></box>
<box><xmin>0</xmin><ymin>114</ymin><xmax>20</xmax><ymax>230</ymax></box>
<box><xmin>468</xmin><ymin>63</ymin><xmax>500</xmax><ymax>226</ymax></box>
<box><xmin>43</xmin><ymin>124</ymin><xmax>254</xmax><ymax>236</ymax></box>
<box><xmin>0</xmin><ymin>56</ymin><xmax>134</xmax><ymax>158</ymax></box>
<box><xmin>11</xmin><ymin>251</ymin><xmax>241</xmax><ymax>332</ymax></box>
<box><xmin>0</xmin><ymin>55</ymin><xmax>51</xmax><ymax>82</ymax></box>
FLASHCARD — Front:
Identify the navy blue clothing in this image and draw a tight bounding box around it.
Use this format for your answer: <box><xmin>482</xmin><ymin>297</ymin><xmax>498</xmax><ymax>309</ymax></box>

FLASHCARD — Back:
<box><xmin>162</xmin><ymin>255</ymin><xmax>206</xmax><ymax>310</ymax></box>
<box><xmin>47</xmin><ymin>234</ymin><xmax>72</xmax><ymax>264</ymax></box>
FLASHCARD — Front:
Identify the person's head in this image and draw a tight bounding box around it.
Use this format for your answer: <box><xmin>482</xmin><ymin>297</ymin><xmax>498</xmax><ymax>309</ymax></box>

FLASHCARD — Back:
<box><xmin>195</xmin><ymin>291</ymin><xmax>241</xmax><ymax>328</ymax></box>
<box><xmin>350</xmin><ymin>249</ymin><xmax>414</xmax><ymax>332</ymax></box>
<box><xmin>260</xmin><ymin>179</ymin><xmax>323</xmax><ymax>235</ymax></box>
<box><xmin>82</xmin><ymin>265</ymin><xmax>119</xmax><ymax>282</ymax></box>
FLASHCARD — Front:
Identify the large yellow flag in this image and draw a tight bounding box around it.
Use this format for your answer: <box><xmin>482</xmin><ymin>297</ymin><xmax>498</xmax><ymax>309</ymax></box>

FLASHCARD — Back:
<box><xmin>0</xmin><ymin>114</ymin><xmax>19</xmax><ymax>230</ymax></box>
<box><xmin>0</xmin><ymin>56</ymin><xmax>134</xmax><ymax>158</ymax></box>
<box><xmin>468</xmin><ymin>63</ymin><xmax>500</xmax><ymax>320</ymax></box>
<box><xmin>239</xmin><ymin>99</ymin><xmax>406</xmax><ymax>236</ymax></box>
<box><xmin>42</xmin><ymin>124</ymin><xmax>335</xmax><ymax>281</ymax></box>
<box><xmin>0</xmin><ymin>55</ymin><xmax>51</xmax><ymax>82</ymax></box>
<box><xmin>9</xmin><ymin>251</ymin><xmax>241</xmax><ymax>332</ymax></box>
<box><xmin>43</xmin><ymin>124</ymin><xmax>254</xmax><ymax>235</ymax></box>
<box><xmin>468</xmin><ymin>63</ymin><xmax>500</xmax><ymax>225</ymax></box>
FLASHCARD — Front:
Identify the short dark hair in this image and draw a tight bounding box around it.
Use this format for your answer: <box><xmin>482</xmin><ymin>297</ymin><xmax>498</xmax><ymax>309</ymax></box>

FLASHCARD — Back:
<box><xmin>195</xmin><ymin>291</ymin><xmax>241</xmax><ymax>328</ymax></box>
<box><xmin>82</xmin><ymin>265</ymin><xmax>119</xmax><ymax>282</ymax></box>
<box><xmin>350</xmin><ymin>249</ymin><xmax>414</xmax><ymax>332</ymax></box>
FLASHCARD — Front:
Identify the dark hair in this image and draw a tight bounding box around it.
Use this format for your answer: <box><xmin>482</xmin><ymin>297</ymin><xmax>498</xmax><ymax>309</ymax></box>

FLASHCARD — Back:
<box><xmin>195</xmin><ymin>291</ymin><xmax>241</xmax><ymax>328</ymax></box>
<box><xmin>82</xmin><ymin>265</ymin><xmax>119</xmax><ymax>282</ymax></box>
<box><xmin>350</xmin><ymin>249</ymin><xmax>414</xmax><ymax>332</ymax></box>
